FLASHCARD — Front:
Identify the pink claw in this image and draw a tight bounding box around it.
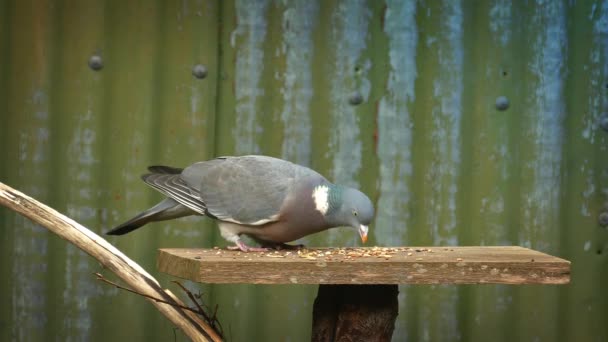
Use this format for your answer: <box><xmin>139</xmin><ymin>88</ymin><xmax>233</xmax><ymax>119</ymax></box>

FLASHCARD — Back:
<box><xmin>227</xmin><ymin>240</ymin><xmax>270</xmax><ymax>252</ymax></box>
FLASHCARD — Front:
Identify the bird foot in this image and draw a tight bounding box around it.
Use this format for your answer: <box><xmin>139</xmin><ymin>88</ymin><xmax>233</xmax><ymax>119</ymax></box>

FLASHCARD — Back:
<box><xmin>227</xmin><ymin>240</ymin><xmax>270</xmax><ymax>252</ymax></box>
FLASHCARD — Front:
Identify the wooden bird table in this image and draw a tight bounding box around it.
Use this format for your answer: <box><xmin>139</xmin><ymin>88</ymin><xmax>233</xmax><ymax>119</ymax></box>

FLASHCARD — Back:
<box><xmin>157</xmin><ymin>246</ymin><xmax>570</xmax><ymax>341</ymax></box>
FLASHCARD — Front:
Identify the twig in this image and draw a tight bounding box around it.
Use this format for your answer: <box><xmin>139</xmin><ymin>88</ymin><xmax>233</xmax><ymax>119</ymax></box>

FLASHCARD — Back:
<box><xmin>95</xmin><ymin>273</ymin><xmax>201</xmax><ymax>316</ymax></box>
<box><xmin>212</xmin><ymin>305</ymin><xmax>219</xmax><ymax>324</ymax></box>
<box><xmin>96</xmin><ymin>272</ymin><xmax>224</xmax><ymax>339</ymax></box>
<box><xmin>171</xmin><ymin>281</ymin><xmax>224</xmax><ymax>338</ymax></box>
<box><xmin>172</xmin><ymin>281</ymin><xmax>207</xmax><ymax>317</ymax></box>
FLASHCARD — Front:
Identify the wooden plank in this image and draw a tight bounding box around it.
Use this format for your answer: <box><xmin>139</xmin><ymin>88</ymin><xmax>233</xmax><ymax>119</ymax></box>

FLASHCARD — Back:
<box><xmin>157</xmin><ymin>246</ymin><xmax>570</xmax><ymax>285</ymax></box>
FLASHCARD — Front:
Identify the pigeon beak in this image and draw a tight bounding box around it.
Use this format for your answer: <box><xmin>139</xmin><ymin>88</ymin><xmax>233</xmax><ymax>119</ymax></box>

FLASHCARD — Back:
<box><xmin>358</xmin><ymin>224</ymin><xmax>369</xmax><ymax>244</ymax></box>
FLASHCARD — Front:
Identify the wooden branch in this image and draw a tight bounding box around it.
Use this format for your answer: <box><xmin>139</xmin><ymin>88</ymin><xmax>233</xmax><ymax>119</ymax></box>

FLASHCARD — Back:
<box><xmin>158</xmin><ymin>247</ymin><xmax>570</xmax><ymax>285</ymax></box>
<box><xmin>0</xmin><ymin>182</ymin><xmax>222</xmax><ymax>342</ymax></box>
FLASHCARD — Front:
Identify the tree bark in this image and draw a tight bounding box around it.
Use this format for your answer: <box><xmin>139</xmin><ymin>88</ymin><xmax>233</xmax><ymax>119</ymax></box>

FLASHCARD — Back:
<box><xmin>312</xmin><ymin>284</ymin><xmax>399</xmax><ymax>342</ymax></box>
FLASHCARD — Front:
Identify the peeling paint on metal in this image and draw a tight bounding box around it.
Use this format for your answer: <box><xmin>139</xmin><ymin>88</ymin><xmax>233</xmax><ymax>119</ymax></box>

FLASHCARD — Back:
<box><xmin>12</xmin><ymin>88</ymin><xmax>53</xmax><ymax>339</ymax></box>
<box><xmin>375</xmin><ymin>0</ymin><xmax>417</xmax><ymax>245</ymax></box>
<box><xmin>189</xmin><ymin>86</ymin><xmax>204</xmax><ymax>127</ymax></box>
<box><xmin>279</xmin><ymin>0</ymin><xmax>317</xmax><ymax>166</ymax></box>
<box><xmin>62</xmin><ymin>245</ymin><xmax>92</xmax><ymax>340</ymax></box>
<box><xmin>581</xmin><ymin>169</ymin><xmax>596</xmax><ymax>217</ymax></box>
<box><xmin>419</xmin><ymin>2</ymin><xmax>465</xmax><ymax>340</ymax></box>
<box><xmin>12</xmin><ymin>219</ymin><xmax>49</xmax><ymax>337</ymax></box>
<box><xmin>429</xmin><ymin>0</ymin><xmax>463</xmax><ymax>246</ymax></box>
<box><xmin>328</xmin><ymin>0</ymin><xmax>371</xmax><ymax>187</ymax></box>
<box><xmin>61</xmin><ymin>103</ymin><xmax>104</xmax><ymax>339</ymax></box>
<box><xmin>481</xmin><ymin>195</ymin><xmax>505</xmax><ymax>214</ymax></box>
<box><xmin>521</xmin><ymin>1</ymin><xmax>567</xmax><ymax>252</ymax></box>
<box><xmin>582</xmin><ymin>1</ymin><xmax>608</xmax><ymax>144</ymax></box>
<box><xmin>489</xmin><ymin>0</ymin><xmax>512</xmax><ymax>46</ymax></box>
<box><xmin>231</xmin><ymin>0</ymin><xmax>270</xmax><ymax>154</ymax></box>
<box><xmin>323</xmin><ymin>0</ymin><xmax>371</xmax><ymax>244</ymax></box>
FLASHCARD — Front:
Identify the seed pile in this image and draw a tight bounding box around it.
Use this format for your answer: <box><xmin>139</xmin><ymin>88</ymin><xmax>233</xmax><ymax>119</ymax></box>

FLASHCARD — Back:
<box><xmin>296</xmin><ymin>247</ymin><xmax>436</xmax><ymax>261</ymax></box>
<box><xmin>191</xmin><ymin>246</ymin><xmax>459</xmax><ymax>262</ymax></box>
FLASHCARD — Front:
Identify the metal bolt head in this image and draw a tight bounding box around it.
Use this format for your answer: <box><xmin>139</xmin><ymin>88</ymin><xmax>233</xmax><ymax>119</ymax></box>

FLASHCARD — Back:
<box><xmin>599</xmin><ymin>115</ymin><xmax>608</xmax><ymax>132</ymax></box>
<box><xmin>192</xmin><ymin>64</ymin><xmax>208</xmax><ymax>79</ymax></box>
<box><xmin>599</xmin><ymin>212</ymin><xmax>608</xmax><ymax>227</ymax></box>
<box><xmin>495</xmin><ymin>96</ymin><xmax>510</xmax><ymax>111</ymax></box>
<box><xmin>349</xmin><ymin>92</ymin><xmax>363</xmax><ymax>105</ymax></box>
<box><xmin>88</xmin><ymin>55</ymin><xmax>103</xmax><ymax>71</ymax></box>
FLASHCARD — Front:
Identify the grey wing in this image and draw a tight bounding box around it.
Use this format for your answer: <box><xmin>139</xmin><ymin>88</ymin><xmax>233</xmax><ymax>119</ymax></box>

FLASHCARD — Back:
<box><xmin>182</xmin><ymin>156</ymin><xmax>305</xmax><ymax>225</ymax></box>
<box><xmin>142</xmin><ymin>173</ymin><xmax>208</xmax><ymax>215</ymax></box>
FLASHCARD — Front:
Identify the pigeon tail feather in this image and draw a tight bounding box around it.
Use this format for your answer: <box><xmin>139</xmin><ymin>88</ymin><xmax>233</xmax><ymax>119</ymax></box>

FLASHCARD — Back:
<box><xmin>141</xmin><ymin>173</ymin><xmax>208</xmax><ymax>215</ymax></box>
<box><xmin>105</xmin><ymin>212</ymin><xmax>151</xmax><ymax>235</ymax></box>
<box><xmin>106</xmin><ymin>198</ymin><xmax>192</xmax><ymax>235</ymax></box>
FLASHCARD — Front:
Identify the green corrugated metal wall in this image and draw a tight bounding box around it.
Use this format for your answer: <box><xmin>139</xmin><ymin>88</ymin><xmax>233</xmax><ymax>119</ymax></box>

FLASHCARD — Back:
<box><xmin>1</xmin><ymin>0</ymin><xmax>607</xmax><ymax>341</ymax></box>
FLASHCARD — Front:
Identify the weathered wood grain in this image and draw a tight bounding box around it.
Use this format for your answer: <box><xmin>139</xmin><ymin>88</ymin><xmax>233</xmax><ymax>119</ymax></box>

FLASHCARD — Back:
<box><xmin>157</xmin><ymin>246</ymin><xmax>570</xmax><ymax>285</ymax></box>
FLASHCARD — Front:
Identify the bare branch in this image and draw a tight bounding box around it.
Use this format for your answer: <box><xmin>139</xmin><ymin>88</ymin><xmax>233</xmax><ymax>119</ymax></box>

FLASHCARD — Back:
<box><xmin>171</xmin><ymin>281</ymin><xmax>224</xmax><ymax>337</ymax></box>
<box><xmin>95</xmin><ymin>273</ymin><xmax>202</xmax><ymax>316</ymax></box>
<box><xmin>95</xmin><ymin>272</ymin><xmax>224</xmax><ymax>339</ymax></box>
<box><xmin>172</xmin><ymin>281</ymin><xmax>209</xmax><ymax>317</ymax></box>
<box><xmin>0</xmin><ymin>182</ymin><xmax>222</xmax><ymax>342</ymax></box>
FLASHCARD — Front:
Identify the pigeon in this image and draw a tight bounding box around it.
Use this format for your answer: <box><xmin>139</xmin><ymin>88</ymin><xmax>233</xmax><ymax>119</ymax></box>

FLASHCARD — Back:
<box><xmin>106</xmin><ymin>155</ymin><xmax>374</xmax><ymax>252</ymax></box>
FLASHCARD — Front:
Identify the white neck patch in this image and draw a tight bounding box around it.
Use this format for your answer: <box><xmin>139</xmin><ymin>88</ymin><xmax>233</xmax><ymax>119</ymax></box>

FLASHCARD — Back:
<box><xmin>312</xmin><ymin>185</ymin><xmax>329</xmax><ymax>215</ymax></box>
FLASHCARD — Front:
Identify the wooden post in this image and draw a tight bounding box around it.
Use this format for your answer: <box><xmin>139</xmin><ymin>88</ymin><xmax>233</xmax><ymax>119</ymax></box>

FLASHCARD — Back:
<box><xmin>312</xmin><ymin>285</ymin><xmax>398</xmax><ymax>342</ymax></box>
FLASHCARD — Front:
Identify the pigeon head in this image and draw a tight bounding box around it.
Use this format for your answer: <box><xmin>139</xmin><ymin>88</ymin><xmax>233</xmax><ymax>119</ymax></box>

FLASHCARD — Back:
<box><xmin>313</xmin><ymin>184</ymin><xmax>375</xmax><ymax>243</ymax></box>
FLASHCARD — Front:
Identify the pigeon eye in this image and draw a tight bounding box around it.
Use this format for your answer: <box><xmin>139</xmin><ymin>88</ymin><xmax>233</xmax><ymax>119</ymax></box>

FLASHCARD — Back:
<box><xmin>353</xmin><ymin>210</ymin><xmax>358</xmax><ymax>216</ymax></box>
